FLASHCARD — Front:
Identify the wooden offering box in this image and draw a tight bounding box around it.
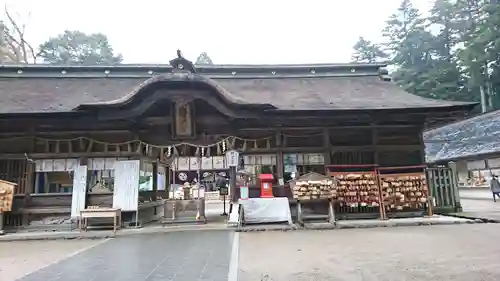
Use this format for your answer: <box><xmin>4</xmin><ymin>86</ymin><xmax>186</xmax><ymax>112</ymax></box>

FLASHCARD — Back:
<box><xmin>377</xmin><ymin>165</ymin><xmax>429</xmax><ymax>218</ymax></box>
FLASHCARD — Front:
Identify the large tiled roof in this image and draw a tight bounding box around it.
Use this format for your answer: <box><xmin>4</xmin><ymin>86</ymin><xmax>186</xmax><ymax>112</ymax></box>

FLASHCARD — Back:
<box><xmin>0</xmin><ymin>64</ymin><xmax>473</xmax><ymax>114</ymax></box>
<box><xmin>424</xmin><ymin>109</ymin><xmax>500</xmax><ymax>162</ymax></box>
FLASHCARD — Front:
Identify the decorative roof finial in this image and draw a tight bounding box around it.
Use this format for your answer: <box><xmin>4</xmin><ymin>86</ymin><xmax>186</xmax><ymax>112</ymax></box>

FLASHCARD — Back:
<box><xmin>170</xmin><ymin>49</ymin><xmax>196</xmax><ymax>74</ymax></box>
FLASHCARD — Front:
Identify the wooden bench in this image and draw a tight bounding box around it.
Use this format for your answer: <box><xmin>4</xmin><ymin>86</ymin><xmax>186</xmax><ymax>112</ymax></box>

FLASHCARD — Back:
<box><xmin>19</xmin><ymin>206</ymin><xmax>71</xmax><ymax>215</ymax></box>
<box><xmin>80</xmin><ymin>208</ymin><xmax>121</xmax><ymax>233</ymax></box>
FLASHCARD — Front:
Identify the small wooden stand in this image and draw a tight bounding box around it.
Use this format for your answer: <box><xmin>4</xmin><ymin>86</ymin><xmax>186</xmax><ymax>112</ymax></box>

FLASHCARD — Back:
<box><xmin>80</xmin><ymin>208</ymin><xmax>122</xmax><ymax>233</ymax></box>
<box><xmin>427</xmin><ymin>196</ymin><xmax>434</xmax><ymax>217</ymax></box>
<box><xmin>296</xmin><ymin>198</ymin><xmax>336</xmax><ymax>225</ymax></box>
<box><xmin>328</xmin><ymin>199</ymin><xmax>336</xmax><ymax>224</ymax></box>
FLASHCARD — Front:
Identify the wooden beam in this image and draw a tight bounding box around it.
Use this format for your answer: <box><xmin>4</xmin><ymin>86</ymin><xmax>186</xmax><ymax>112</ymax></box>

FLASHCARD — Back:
<box><xmin>0</xmin><ymin>130</ymin><xmax>132</xmax><ymax>137</ymax></box>
<box><xmin>142</xmin><ymin>116</ymin><xmax>230</xmax><ymax>125</ymax></box>
<box><xmin>239</xmin><ymin>144</ymin><xmax>422</xmax><ymax>154</ymax></box>
<box><xmin>0</xmin><ymin>152</ymin><xmax>143</xmax><ymax>160</ymax></box>
<box><xmin>239</xmin><ymin>124</ymin><xmax>419</xmax><ymax>131</ymax></box>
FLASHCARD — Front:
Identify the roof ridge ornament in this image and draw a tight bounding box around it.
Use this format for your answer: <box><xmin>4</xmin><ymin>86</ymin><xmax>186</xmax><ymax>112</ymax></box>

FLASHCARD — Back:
<box><xmin>169</xmin><ymin>49</ymin><xmax>196</xmax><ymax>74</ymax></box>
<box><xmin>378</xmin><ymin>67</ymin><xmax>391</xmax><ymax>82</ymax></box>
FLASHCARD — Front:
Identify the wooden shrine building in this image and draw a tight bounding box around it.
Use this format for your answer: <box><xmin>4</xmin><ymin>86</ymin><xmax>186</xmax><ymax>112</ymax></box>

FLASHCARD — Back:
<box><xmin>425</xmin><ymin>109</ymin><xmax>500</xmax><ymax>188</ymax></box>
<box><xmin>0</xmin><ymin>52</ymin><xmax>476</xmax><ymax>229</ymax></box>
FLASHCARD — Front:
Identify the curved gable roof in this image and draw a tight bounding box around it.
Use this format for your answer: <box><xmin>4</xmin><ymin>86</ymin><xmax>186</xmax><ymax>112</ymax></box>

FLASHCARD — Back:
<box><xmin>0</xmin><ymin>64</ymin><xmax>475</xmax><ymax>114</ymax></box>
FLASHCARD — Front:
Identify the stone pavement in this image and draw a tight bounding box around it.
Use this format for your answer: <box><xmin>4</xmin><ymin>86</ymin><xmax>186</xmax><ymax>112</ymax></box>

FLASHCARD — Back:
<box><xmin>238</xmin><ymin>224</ymin><xmax>500</xmax><ymax>281</ymax></box>
<box><xmin>459</xmin><ymin>188</ymin><xmax>494</xmax><ymax>201</ymax></box>
<box><xmin>0</xmin><ymin>201</ymin><xmax>229</xmax><ymax>242</ymax></box>
<box><xmin>0</xmin><ymin>214</ymin><xmax>473</xmax><ymax>242</ymax></box>
<box><xmin>454</xmin><ymin>199</ymin><xmax>500</xmax><ymax>222</ymax></box>
<box><xmin>236</xmin><ymin>215</ymin><xmax>474</xmax><ymax>232</ymax></box>
<box><xmin>0</xmin><ymin>239</ymin><xmax>103</xmax><ymax>281</ymax></box>
<box><xmin>2</xmin><ymin>222</ymin><xmax>499</xmax><ymax>281</ymax></box>
<box><xmin>13</xmin><ymin>230</ymin><xmax>233</xmax><ymax>281</ymax></box>
<box><xmin>0</xmin><ymin>222</ymin><xmax>228</xmax><ymax>242</ymax></box>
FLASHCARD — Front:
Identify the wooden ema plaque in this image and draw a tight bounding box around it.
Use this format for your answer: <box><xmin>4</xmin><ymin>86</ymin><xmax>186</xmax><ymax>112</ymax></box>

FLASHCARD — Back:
<box><xmin>0</xmin><ymin>180</ymin><xmax>16</xmax><ymax>213</ymax></box>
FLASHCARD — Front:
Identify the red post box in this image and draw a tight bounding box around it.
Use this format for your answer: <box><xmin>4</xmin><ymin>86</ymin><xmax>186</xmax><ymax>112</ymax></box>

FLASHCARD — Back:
<box><xmin>259</xmin><ymin>174</ymin><xmax>274</xmax><ymax>198</ymax></box>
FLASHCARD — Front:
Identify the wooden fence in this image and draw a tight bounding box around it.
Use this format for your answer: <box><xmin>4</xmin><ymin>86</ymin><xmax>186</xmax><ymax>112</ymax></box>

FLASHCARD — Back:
<box><xmin>426</xmin><ymin>162</ymin><xmax>461</xmax><ymax>213</ymax></box>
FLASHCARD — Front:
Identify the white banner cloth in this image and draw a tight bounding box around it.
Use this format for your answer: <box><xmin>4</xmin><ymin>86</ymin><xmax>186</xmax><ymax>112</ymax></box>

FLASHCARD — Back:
<box><xmin>239</xmin><ymin>197</ymin><xmax>292</xmax><ymax>225</ymax></box>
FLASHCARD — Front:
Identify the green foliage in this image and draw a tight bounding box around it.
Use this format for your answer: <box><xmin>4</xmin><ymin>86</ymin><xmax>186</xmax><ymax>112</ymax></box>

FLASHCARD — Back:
<box><xmin>352</xmin><ymin>0</ymin><xmax>500</xmax><ymax>110</ymax></box>
<box><xmin>351</xmin><ymin>37</ymin><xmax>388</xmax><ymax>63</ymax></box>
<box><xmin>195</xmin><ymin>52</ymin><xmax>213</xmax><ymax>65</ymax></box>
<box><xmin>38</xmin><ymin>30</ymin><xmax>123</xmax><ymax>65</ymax></box>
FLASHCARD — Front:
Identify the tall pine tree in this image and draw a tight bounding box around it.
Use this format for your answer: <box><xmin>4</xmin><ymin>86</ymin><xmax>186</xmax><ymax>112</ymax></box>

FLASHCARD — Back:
<box><xmin>454</xmin><ymin>0</ymin><xmax>489</xmax><ymax>108</ymax></box>
<box><xmin>383</xmin><ymin>0</ymin><xmax>436</xmax><ymax>98</ymax></box>
<box><xmin>470</xmin><ymin>1</ymin><xmax>500</xmax><ymax>110</ymax></box>
<box><xmin>351</xmin><ymin>0</ymin><xmax>500</xmax><ymax>109</ymax></box>
<box><xmin>351</xmin><ymin>37</ymin><xmax>388</xmax><ymax>63</ymax></box>
<box><xmin>424</xmin><ymin>0</ymin><xmax>466</xmax><ymax>101</ymax></box>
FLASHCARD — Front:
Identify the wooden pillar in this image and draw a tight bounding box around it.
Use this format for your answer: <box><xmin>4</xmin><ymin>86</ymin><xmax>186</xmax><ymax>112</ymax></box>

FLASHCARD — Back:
<box><xmin>418</xmin><ymin>131</ymin><xmax>426</xmax><ymax>165</ymax></box>
<box><xmin>448</xmin><ymin>161</ymin><xmax>462</xmax><ymax>211</ymax></box>
<box><xmin>371</xmin><ymin>125</ymin><xmax>379</xmax><ymax>165</ymax></box>
<box><xmin>275</xmin><ymin>130</ymin><xmax>284</xmax><ymax>181</ymax></box>
<box><xmin>167</xmin><ymin>165</ymin><xmax>172</xmax><ymax>199</ymax></box>
<box><xmin>323</xmin><ymin>128</ymin><xmax>331</xmax><ymax>167</ymax></box>
<box><xmin>152</xmin><ymin>161</ymin><xmax>158</xmax><ymax>201</ymax></box>
<box><xmin>25</xmin><ymin>159</ymin><xmax>35</xmax><ymax>195</ymax></box>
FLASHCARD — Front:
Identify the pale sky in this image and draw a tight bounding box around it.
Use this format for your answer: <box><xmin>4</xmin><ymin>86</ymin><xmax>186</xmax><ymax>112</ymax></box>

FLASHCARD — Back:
<box><xmin>1</xmin><ymin>0</ymin><xmax>433</xmax><ymax>64</ymax></box>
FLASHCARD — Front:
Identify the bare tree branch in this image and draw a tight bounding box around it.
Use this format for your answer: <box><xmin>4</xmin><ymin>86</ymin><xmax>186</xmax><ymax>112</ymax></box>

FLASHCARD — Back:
<box><xmin>4</xmin><ymin>31</ymin><xmax>21</xmax><ymax>62</ymax></box>
<box><xmin>2</xmin><ymin>5</ymin><xmax>36</xmax><ymax>63</ymax></box>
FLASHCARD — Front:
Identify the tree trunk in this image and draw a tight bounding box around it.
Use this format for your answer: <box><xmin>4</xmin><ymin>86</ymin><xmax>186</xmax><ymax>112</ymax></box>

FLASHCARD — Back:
<box><xmin>480</xmin><ymin>85</ymin><xmax>487</xmax><ymax>113</ymax></box>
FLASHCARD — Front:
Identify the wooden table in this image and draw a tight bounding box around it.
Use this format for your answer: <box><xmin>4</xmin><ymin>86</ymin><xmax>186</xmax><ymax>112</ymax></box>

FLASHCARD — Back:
<box><xmin>80</xmin><ymin>208</ymin><xmax>122</xmax><ymax>233</ymax></box>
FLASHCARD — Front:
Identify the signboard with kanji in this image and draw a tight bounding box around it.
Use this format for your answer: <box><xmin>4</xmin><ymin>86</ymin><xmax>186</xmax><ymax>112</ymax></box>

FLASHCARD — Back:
<box><xmin>225</xmin><ymin>150</ymin><xmax>239</xmax><ymax>167</ymax></box>
<box><xmin>219</xmin><ymin>186</ymin><xmax>229</xmax><ymax>196</ymax></box>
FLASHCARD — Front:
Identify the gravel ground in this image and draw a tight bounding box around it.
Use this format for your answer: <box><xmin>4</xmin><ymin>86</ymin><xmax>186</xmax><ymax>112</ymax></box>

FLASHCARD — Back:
<box><xmin>239</xmin><ymin>224</ymin><xmax>500</xmax><ymax>281</ymax></box>
<box><xmin>0</xmin><ymin>239</ymin><xmax>106</xmax><ymax>281</ymax></box>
